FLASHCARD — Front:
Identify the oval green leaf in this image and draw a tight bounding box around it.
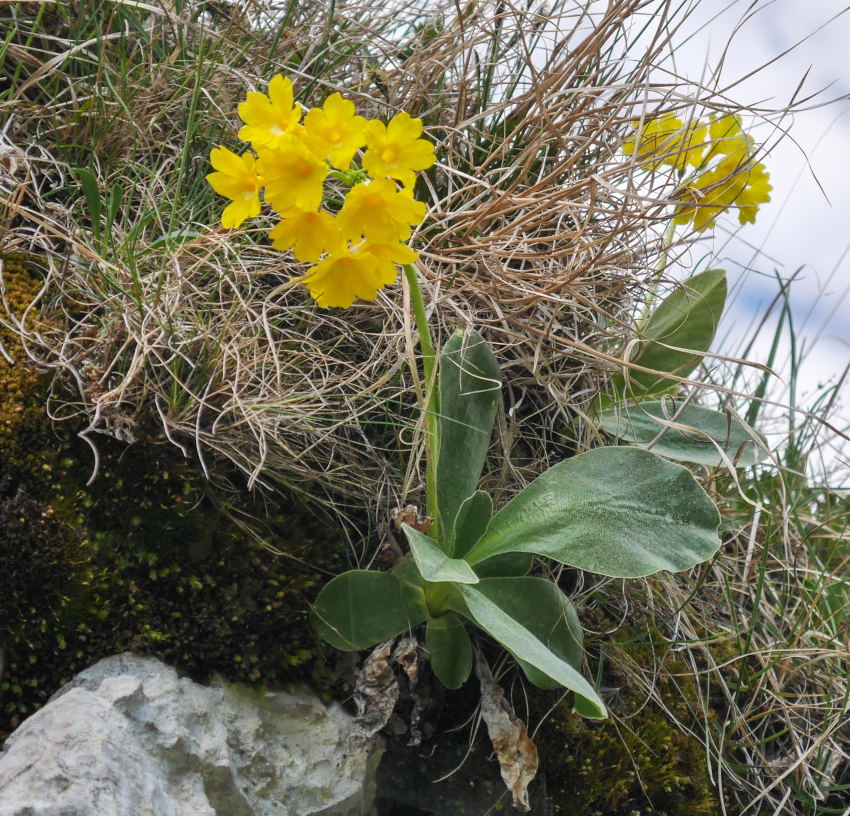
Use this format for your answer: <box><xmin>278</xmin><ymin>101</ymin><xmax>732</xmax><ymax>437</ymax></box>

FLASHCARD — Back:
<box><xmin>453</xmin><ymin>490</ymin><xmax>493</xmax><ymax>559</ymax></box>
<box><xmin>404</xmin><ymin>524</ymin><xmax>479</xmax><ymax>584</ymax></box>
<box><xmin>437</xmin><ymin>329</ymin><xmax>501</xmax><ymax>552</ymax></box>
<box><xmin>599</xmin><ymin>401</ymin><xmax>767</xmax><ymax>467</ymax></box>
<box><xmin>469</xmin><ymin>578</ymin><xmax>583</xmax><ymax>690</ymax></box>
<box><xmin>611</xmin><ymin>268</ymin><xmax>727</xmax><ymax>399</ymax></box>
<box><xmin>448</xmin><ymin>583</ymin><xmax>606</xmax><ymax>718</ymax></box>
<box><xmin>426</xmin><ymin>613</ymin><xmax>473</xmax><ymax>689</ymax></box>
<box><xmin>472</xmin><ymin>552</ymin><xmax>534</xmax><ymax>579</ymax></box>
<box><xmin>312</xmin><ymin>570</ymin><xmax>429</xmax><ymax>651</ymax></box>
<box><xmin>464</xmin><ymin>447</ymin><xmax>721</xmax><ymax>578</ymax></box>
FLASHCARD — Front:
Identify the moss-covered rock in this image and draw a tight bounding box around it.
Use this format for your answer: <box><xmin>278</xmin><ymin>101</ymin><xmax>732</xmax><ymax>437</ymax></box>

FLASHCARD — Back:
<box><xmin>0</xmin><ymin>255</ymin><xmax>343</xmax><ymax>741</ymax></box>
<box><xmin>530</xmin><ymin>621</ymin><xmax>732</xmax><ymax>816</ymax></box>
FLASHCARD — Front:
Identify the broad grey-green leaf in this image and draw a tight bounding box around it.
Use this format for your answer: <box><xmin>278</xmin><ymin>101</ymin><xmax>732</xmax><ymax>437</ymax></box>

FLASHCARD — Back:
<box><xmin>404</xmin><ymin>524</ymin><xmax>480</xmax><ymax>584</ymax></box>
<box><xmin>611</xmin><ymin>268</ymin><xmax>727</xmax><ymax>399</ymax></box>
<box><xmin>437</xmin><ymin>329</ymin><xmax>501</xmax><ymax>552</ymax></box>
<box><xmin>469</xmin><ymin>578</ymin><xmax>583</xmax><ymax>690</ymax></box>
<box><xmin>472</xmin><ymin>552</ymin><xmax>534</xmax><ymax>579</ymax></box>
<box><xmin>426</xmin><ymin>613</ymin><xmax>472</xmax><ymax>689</ymax></box>
<box><xmin>449</xmin><ymin>583</ymin><xmax>606</xmax><ymax>718</ymax></box>
<box><xmin>464</xmin><ymin>446</ymin><xmax>721</xmax><ymax>578</ymax></box>
<box><xmin>392</xmin><ymin>553</ymin><xmax>423</xmax><ymax>587</ymax></box>
<box><xmin>599</xmin><ymin>401</ymin><xmax>767</xmax><ymax>467</ymax></box>
<box><xmin>453</xmin><ymin>490</ymin><xmax>493</xmax><ymax>559</ymax></box>
<box><xmin>312</xmin><ymin>570</ymin><xmax>429</xmax><ymax>651</ymax></box>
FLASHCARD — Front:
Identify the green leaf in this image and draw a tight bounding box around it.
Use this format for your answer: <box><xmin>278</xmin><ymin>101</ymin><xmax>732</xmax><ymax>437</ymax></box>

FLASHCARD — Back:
<box><xmin>404</xmin><ymin>524</ymin><xmax>480</xmax><ymax>584</ymax></box>
<box><xmin>437</xmin><ymin>329</ymin><xmax>501</xmax><ymax>552</ymax></box>
<box><xmin>464</xmin><ymin>447</ymin><xmax>721</xmax><ymax>578</ymax></box>
<box><xmin>573</xmin><ymin>694</ymin><xmax>604</xmax><ymax>719</ymax></box>
<box><xmin>392</xmin><ymin>553</ymin><xmax>423</xmax><ymax>587</ymax></box>
<box><xmin>599</xmin><ymin>401</ymin><xmax>767</xmax><ymax>467</ymax></box>
<box><xmin>472</xmin><ymin>552</ymin><xmax>534</xmax><ymax>579</ymax></box>
<box><xmin>452</xmin><ymin>490</ymin><xmax>492</xmax><ymax>558</ymax></box>
<box><xmin>449</xmin><ymin>583</ymin><xmax>606</xmax><ymax>718</ymax></box>
<box><xmin>312</xmin><ymin>570</ymin><xmax>429</xmax><ymax>651</ymax></box>
<box><xmin>468</xmin><ymin>578</ymin><xmax>583</xmax><ymax>690</ymax></box>
<box><xmin>77</xmin><ymin>168</ymin><xmax>102</xmax><ymax>243</ymax></box>
<box><xmin>611</xmin><ymin>268</ymin><xmax>727</xmax><ymax>399</ymax></box>
<box><xmin>426</xmin><ymin>613</ymin><xmax>472</xmax><ymax>689</ymax></box>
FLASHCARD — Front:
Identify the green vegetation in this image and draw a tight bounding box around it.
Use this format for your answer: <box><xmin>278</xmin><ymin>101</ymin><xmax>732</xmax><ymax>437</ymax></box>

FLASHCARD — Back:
<box><xmin>0</xmin><ymin>256</ymin><xmax>343</xmax><ymax>740</ymax></box>
<box><xmin>1</xmin><ymin>1</ymin><xmax>848</xmax><ymax>814</ymax></box>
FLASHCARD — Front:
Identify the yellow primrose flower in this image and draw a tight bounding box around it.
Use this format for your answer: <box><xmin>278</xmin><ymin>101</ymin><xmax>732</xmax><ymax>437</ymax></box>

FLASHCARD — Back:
<box><xmin>623</xmin><ymin>112</ymin><xmax>706</xmax><ymax>171</ymax></box>
<box><xmin>302</xmin><ymin>241</ymin><xmax>398</xmax><ymax>308</ymax></box>
<box><xmin>303</xmin><ymin>93</ymin><xmax>367</xmax><ymax>170</ymax></box>
<box><xmin>268</xmin><ymin>209</ymin><xmax>339</xmax><ymax>263</ymax></box>
<box><xmin>362</xmin><ymin>112</ymin><xmax>435</xmax><ymax>189</ymax></box>
<box><xmin>706</xmin><ymin>114</ymin><xmax>753</xmax><ymax>164</ymax></box>
<box><xmin>337</xmin><ymin>177</ymin><xmax>427</xmax><ymax>244</ymax></box>
<box><xmin>362</xmin><ymin>239</ymin><xmax>419</xmax><ymax>273</ymax></box>
<box><xmin>674</xmin><ymin>158</ymin><xmax>752</xmax><ymax>232</ymax></box>
<box><xmin>734</xmin><ymin>162</ymin><xmax>772</xmax><ymax>225</ymax></box>
<box><xmin>206</xmin><ymin>146</ymin><xmax>263</xmax><ymax>229</ymax></box>
<box><xmin>257</xmin><ymin>134</ymin><xmax>328</xmax><ymax>213</ymax></box>
<box><xmin>238</xmin><ymin>75</ymin><xmax>303</xmax><ymax>150</ymax></box>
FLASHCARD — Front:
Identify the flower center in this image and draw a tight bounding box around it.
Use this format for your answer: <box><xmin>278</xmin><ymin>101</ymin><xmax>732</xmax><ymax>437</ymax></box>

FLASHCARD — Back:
<box><xmin>381</xmin><ymin>147</ymin><xmax>397</xmax><ymax>163</ymax></box>
<box><xmin>297</xmin><ymin>161</ymin><xmax>313</xmax><ymax>179</ymax></box>
<box><xmin>363</xmin><ymin>194</ymin><xmax>382</xmax><ymax>210</ymax></box>
<box><xmin>243</xmin><ymin>177</ymin><xmax>257</xmax><ymax>193</ymax></box>
<box><xmin>278</xmin><ymin>116</ymin><xmax>290</xmax><ymax>131</ymax></box>
<box><xmin>328</xmin><ymin>128</ymin><xmax>343</xmax><ymax>144</ymax></box>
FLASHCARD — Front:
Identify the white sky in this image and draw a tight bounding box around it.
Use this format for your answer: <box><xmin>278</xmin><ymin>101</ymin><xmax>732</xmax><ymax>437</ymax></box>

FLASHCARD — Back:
<box><xmin>656</xmin><ymin>1</ymin><xmax>850</xmax><ymax>477</ymax></box>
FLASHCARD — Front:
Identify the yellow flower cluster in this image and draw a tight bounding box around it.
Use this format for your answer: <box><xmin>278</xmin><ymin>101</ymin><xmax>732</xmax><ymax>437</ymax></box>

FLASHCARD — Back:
<box><xmin>206</xmin><ymin>75</ymin><xmax>435</xmax><ymax>308</ymax></box>
<box><xmin>624</xmin><ymin>112</ymin><xmax>772</xmax><ymax>232</ymax></box>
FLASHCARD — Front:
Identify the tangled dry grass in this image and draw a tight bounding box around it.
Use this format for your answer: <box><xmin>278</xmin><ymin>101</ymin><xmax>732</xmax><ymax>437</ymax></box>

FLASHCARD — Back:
<box><xmin>1</xmin><ymin>0</ymin><xmax>848</xmax><ymax>812</ymax></box>
<box><xmin>1</xmin><ymin>0</ymin><xmax>728</xmax><ymax>509</ymax></box>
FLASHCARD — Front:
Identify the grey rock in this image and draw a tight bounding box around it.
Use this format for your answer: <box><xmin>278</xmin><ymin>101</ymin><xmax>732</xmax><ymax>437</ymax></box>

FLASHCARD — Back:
<box><xmin>0</xmin><ymin>654</ymin><xmax>383</xmax><ymax>816</ymax></box>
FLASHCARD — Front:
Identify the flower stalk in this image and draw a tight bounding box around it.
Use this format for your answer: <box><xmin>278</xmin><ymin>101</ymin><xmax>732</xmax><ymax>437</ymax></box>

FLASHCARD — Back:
<box><xmin>403</xmin><ymin>263</ymin><xmax>440</xmax><ymax>527</ymax></box>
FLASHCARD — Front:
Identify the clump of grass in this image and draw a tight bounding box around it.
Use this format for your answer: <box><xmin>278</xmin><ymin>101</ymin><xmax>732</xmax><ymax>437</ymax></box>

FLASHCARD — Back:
<box><xmin>0</xmin><ymin>0</ymin><xmax>781</xmax><ymax>514</ymax></box>
<box><xmin>2</xmin><ymin>2</ymin><xmax>848</xmax><ymax>814</ymax></box>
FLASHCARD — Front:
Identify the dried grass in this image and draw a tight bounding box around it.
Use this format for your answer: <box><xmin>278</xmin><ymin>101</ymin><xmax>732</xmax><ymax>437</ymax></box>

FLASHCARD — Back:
<box><xmin>1</xmin><ymin>0</ymin><xmax>848</xmax><ymax>812</ymax></box>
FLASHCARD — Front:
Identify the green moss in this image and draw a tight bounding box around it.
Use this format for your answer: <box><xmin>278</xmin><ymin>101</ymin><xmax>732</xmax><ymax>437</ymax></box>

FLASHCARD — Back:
<box><xmin>0</xmin><ymin>254</ymin><xmax>344</xmax><ymax>741</ymax></box>
<box><xmin>530</xmin><ymin>623</ymin><xmax>736</xmax><ymax>816</ymax></box>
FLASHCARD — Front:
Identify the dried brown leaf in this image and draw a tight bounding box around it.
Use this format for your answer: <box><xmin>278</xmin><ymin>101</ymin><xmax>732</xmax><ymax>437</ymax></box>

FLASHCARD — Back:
<box><xmin>475</xmin><ymin>651</ymin><xmax>539</xmax><ymax>811</ymax></box>
<box><xmin>353</xmin><ymin>638</ymin><xmax>399</xmax><ymax>741</ymax></box>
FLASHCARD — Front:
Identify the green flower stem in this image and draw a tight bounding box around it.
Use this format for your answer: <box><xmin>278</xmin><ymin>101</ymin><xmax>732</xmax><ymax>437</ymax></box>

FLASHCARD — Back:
<box><xmin>403</xmin><ymin>263</ymin><xmax>440</xmax><ymax>526</ymax></box>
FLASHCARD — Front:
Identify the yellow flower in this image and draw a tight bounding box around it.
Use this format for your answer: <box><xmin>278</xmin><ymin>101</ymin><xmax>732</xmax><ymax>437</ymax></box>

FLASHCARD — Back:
<box><xmin>257</xmin><ymin>134</ymin><xmax>328</xmax><ymax>213</ymax></box>
<box><xmin>206</xmin><ymin>146</ymin><xmax>263</xmax><ymax>229</ymax></box>
<box><xmin>362</xmin><ymin>239</ymin><xmax>419</xmax><ymax>273</ymax></box>
<box><xmin>238</xmin><ymin>75</ymin><xmax>303</xmax><ymax>149</ymax></box>
<box><xmin>674</xmin><ymin>157</ymin><xmax>772</xmax><ymax>232</ymax></box>
<box><xmin>303</xmin><ymin>93</ymin><xmax>367</xmax><ymax>170</ymax></box>
<box><xmin>734</xmin><ymin>162</ymin><xmax>772</xmax><ymax>225</ymax></box>
<box><xmin>706</xmin><ymin>114</ymin><xmax>753</xmax><ymax>164</ymax></box>
<box><xmin>623</xmin><ymin>112</ymin><xmax>705</xmax><ymax>171</ymax></box>
<box><xmin>268</xmin><ymin>209</ymin><xmax>339</xmax><ymax>263</ymax></box>
<box><xmin>302</xmin><ymin>241</ymin><xmax>398</xmax><ymax>308</ymax></box>
<box><xmin>337</xmin><ymin>178</ymin><xmax>427</xmax><ymax>244</ymax></box>
<box><xmin>362</xmin><ymin>112</ymin><xmax>435</xmax><ymax>188</ymax></box>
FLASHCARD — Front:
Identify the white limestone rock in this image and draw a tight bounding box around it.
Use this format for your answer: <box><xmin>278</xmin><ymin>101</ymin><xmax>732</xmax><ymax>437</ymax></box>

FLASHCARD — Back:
<box><xmin>0</xmin><ymin>654</ymin><xmax>383</xmax><ymax>816</ymax></box>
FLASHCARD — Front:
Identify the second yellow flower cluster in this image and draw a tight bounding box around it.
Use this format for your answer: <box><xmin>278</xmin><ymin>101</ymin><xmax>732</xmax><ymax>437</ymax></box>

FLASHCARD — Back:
<box><xmin>207</xmin><ymin>75</ymin><xmax>436</xmax><ymax>307</ymax></box>
<box><xmin>624</xmin><ymin>112</ymin><xmax>772</xmax><ymax>232</ymax></box>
